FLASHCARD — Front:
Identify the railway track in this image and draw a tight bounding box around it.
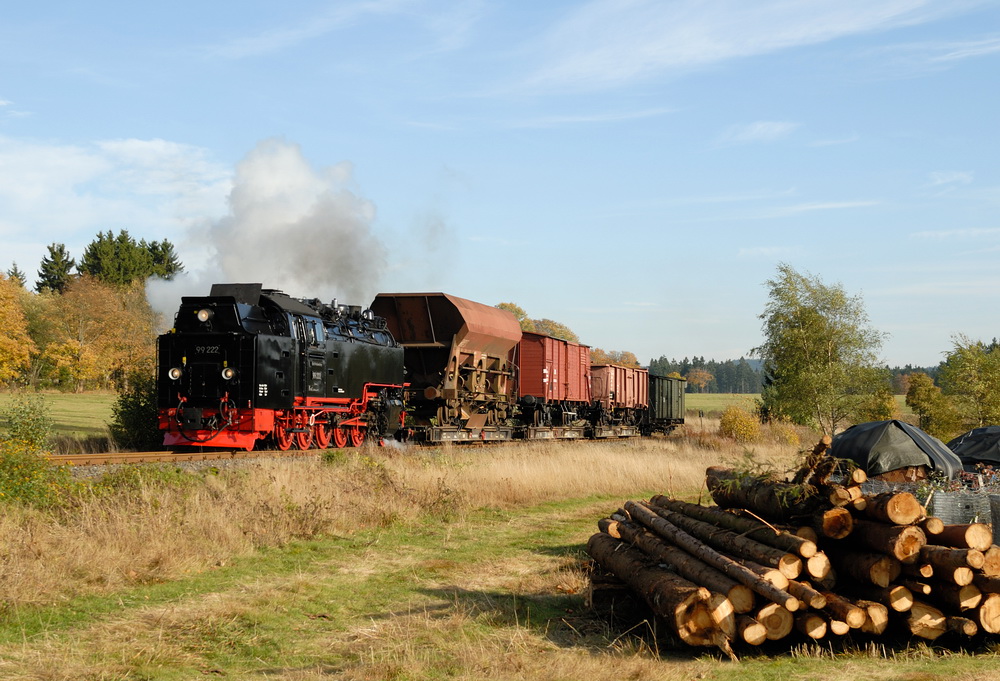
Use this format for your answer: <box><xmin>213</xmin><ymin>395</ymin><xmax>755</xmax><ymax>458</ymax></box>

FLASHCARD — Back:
<box><xmin>47</xmin><ymin>448</ymin><xmax>318</xmax><ymax>466</ymax></box>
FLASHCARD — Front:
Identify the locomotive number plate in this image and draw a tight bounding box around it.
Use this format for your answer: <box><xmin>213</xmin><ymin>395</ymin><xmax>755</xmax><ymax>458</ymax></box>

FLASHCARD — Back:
<box><xmin>196</xmin><ymin>346</ymin><xmax>220</xmax><ymax>354</ymax></box>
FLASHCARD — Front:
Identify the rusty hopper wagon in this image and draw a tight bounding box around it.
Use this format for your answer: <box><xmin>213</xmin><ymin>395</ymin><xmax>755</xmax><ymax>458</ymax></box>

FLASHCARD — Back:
<box><xmin>370</xmin><ymin>292</ymin><xmax>522</xmax><ymax>443</ymax></box>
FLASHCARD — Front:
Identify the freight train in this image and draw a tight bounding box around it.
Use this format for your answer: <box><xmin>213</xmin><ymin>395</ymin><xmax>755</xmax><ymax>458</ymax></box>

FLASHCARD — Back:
<box><xmin>156</xmin><ymin>284</ymin><xmax>684</xmax><ymax>450</ymax></box>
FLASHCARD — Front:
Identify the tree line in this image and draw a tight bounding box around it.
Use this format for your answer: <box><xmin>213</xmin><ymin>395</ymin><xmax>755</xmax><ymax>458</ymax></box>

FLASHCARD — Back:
<box><xmin>1</xmin><ymin>230</ymin><xmax>182</xmax><ymax>391</ymax></box>
<box><xmin>648</xmin><ymin>356</ymin><xmax>763</xmax><ymax>393</ymax></box>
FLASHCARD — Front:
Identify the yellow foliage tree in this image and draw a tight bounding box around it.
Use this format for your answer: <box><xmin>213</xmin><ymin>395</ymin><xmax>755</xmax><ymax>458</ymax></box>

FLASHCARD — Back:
<box><xmin>590</xmin><ymin>348</ymin><xmax>641</xmax><ymax>367</ymax></box>
<box><xmin>0</xmin><ymin>274</ymin><xmax>36</xmax><ymax>383</ymax></box>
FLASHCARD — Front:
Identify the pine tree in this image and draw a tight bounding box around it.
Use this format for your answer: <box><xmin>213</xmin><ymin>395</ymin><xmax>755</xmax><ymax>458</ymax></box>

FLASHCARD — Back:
<box><xmin>6</xmin><ymin>263</ymin><xmax>27</xmax><ymax>288</ymax></box>
<box><xmin>36</xmin><ymin>243</ymin><xmax>76</xmax><ymax>294</ymax></box>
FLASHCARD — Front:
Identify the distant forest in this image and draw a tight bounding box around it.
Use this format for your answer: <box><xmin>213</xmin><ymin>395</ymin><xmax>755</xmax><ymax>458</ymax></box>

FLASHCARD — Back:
<box><xmin>648</xmin><ymin>356</ymin><xmax>939</xmax><ymax>394</ymax></box>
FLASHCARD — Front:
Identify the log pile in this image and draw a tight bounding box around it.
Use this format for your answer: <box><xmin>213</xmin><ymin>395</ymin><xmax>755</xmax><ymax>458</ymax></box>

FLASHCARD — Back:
<box><xmin>586</xmin><ymin>445</ymin><xmax>1000</xmax><ymax>651</ymax></box>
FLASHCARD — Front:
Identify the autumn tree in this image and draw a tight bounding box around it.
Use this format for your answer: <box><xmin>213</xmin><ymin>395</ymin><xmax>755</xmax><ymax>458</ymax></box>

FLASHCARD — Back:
<box><xmin>937</xmin><ymin>335</ymin><xmax>1000</xmax><ymax>428</ymax></box>
<box><xmin>35</xmin><ymin>243</ymin><xmax>76</xmax><ymax>294</ymax></box>
<box><xmin>905</xmin><ymin>371</ymin><xmax>963</xmax><ymax>440</ymax></box>
<box><xmin>0</xmin><ymin>274</ymin><xmax>36</xmax><ymax>384</ymax></box>
<box><xmin>753</xmin><ymin>263</ymin><xmax>892</xmax><ymax>435</ymax></box>
<box><xmin>685</xmin><ymin>368</ymin><xmax>714</xmax><ymax>393</ymax></box>
<box><xmin>496</xmin><ymin>302</ymin><xmax>536</xmax><ymax>332</ymax></box>
<box><xmin>590</xmin><ymin>348</ymin><xmax>641</xmax><ymax>367</ymax></box>
<box><xmin>532</xmin><ymin>318</ymin><xmax>579</xmax><ymax>343</ymax></box>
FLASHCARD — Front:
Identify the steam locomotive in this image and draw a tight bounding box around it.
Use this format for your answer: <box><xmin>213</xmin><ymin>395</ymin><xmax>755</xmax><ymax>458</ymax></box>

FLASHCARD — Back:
<box><xmin>156</xmin><ymin>284</ymin><xmax>684</xmax><ymax>450</ymax></box>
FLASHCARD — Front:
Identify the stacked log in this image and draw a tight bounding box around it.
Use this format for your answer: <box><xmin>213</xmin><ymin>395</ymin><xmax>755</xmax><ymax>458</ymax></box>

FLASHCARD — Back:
<box><xmin>587</xmin><ymin>456</ymin><xmax>1000</xmax><ymax>650</ymax></box>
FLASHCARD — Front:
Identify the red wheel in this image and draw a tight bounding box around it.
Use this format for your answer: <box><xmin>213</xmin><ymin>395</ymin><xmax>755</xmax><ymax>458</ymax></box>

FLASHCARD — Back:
<box><xmin>294</xmin><ymin>415</ymin><xmax>313</xmax><ymax>450</ymax></box>
<box><xmin>314</xmin><ymin>421</ymin><xmax>332</xmax><ymax>449</ymax></box>
<box><xmin>274</xmin><ymin>420</ymin><xmax>293</xmax><ymax>451</ymax></box>
<box><xmin>332</xmin><ymin>425</ymin><xmax>348</xmax><ymax>448</ymax></box>
<box><xmin>349</xmin><ymin>426</ymin><xmax>366</xmax><ymax>447</ymax></box>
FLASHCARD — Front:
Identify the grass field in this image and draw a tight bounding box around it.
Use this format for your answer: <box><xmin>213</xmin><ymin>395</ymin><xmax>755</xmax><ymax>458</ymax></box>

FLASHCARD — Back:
<box><xmin>0</xmin><ymin>431</ymin><xmax>995</xmax><ymax>678</ymax></box>
<box><xmin>685</xmin><ymin>392</ymin><xmax>916</xmax><ymax>420</ymax></box>
<box><xmin>0</xmin><ymin>390</ymin><xmax>116</xmax><ymax>437</ymax></box>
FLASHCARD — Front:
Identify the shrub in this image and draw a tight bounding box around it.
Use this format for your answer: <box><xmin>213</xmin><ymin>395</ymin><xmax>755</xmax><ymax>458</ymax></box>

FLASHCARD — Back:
<box><xmin>718</xmin><ymin>405</ymin><xmax>761</xmax><ymax>444</ymax></box>
<box><xmin>0</xmin><ymin>391</ymin><xmax>52</xmax><ymax>451</ymax></box>
<box><xmin>109</xmin><ymin>370</ymin><xmax>162</xmax><ymax>451</ymax></box>
<box><xmin>0</xmin><ymin>439</ymin><xmax>75</xmax><ymax>507</ymax></box>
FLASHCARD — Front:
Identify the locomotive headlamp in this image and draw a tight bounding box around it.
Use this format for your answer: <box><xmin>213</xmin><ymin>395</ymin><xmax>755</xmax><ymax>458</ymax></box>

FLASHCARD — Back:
<box><xmin>196</xmin><ymin>308</ymin><xmax>214</xmax><ymax>322</ymax></box>
<box><xmin>168</xmin><ymin>367</ymin><xmax>183</xmax><ymax>380</ymax></box>
<box><xmin>221</xmin><ymin>367</ymin><xmax>236</xmax><ymax>380</ymax></box>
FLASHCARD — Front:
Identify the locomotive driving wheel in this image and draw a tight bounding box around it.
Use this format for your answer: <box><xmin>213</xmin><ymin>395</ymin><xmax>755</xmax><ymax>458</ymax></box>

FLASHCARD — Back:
<box><xmin>273</xmin><ymin>419</ymin><xmax>293</xmax><ymax>451</ymax></box>
<box><xmin>294</xmin><ymin>414</ymin><xmax>313</xmax><ymax>450</ymax></box>
<box><xmin>332</xmin><ymin>424</ymin><xmax>348</xmax><ymax>448</ymax></box>
<box><xmin>348</xmin><ymin>426</ymin><xmax>366</xmax><ymax>447</ymax></box>
<box><xmin>313</xmin><ymin>420</ymin><xmax>332</xmax><ymax>449</ymax></box>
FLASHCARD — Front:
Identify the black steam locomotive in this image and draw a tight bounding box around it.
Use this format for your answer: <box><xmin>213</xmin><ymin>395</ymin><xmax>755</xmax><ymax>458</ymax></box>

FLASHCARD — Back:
<box><xmin>156</xmin><ymin>283</ymin><xmax>405</xmax><ymax>450</ymax></box>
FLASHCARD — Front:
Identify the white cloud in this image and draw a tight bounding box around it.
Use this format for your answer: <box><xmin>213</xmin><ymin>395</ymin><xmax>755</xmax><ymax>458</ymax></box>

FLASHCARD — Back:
<box><xmin>0</xmin><ymin>99</ymin><xmax>10</xmax><ymax>107</ymax></box>
<box><xmin>715</xmin><ymin>121</ymin><xmax>800</xmax><ymax>146</ymax></box>
<box><xmin>911</xmin><ymin>227</ymin><xmax>1000</xmax><ymax>239</ymax></box>
<box><xmin>0</xmin><ymin>135</ymin><xmax>230</xmax><ymax>279</ymax></box>
<box><xmin>208</xmin><ymin>0</ymin><xmax>414</xmax><ymax>58</ymax></box>
<box><xmin>763</xmin><ymin>200</ymin><xmax>879</xmax><ymax>217</ymax></box>
<box><xmin>926</xmin><ymin>170</ymin><xmax>974</xmax><ymax>186</ymax></box>
<box><xmin>523</xmin><ymin>0</ymin><xmax>975</xmax><ymax>91</ymax></box>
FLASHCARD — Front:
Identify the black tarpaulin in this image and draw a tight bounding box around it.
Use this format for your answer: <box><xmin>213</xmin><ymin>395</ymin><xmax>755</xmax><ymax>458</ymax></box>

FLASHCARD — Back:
<box><xmin>831</xmin><ymin>419</ymin><xmax>961</xmax><ymax>479</ymax></box>
<box><xmin>948</xmin><ymin>426</ymin><xmax>1000</xmax><ymax>467</ymax></box>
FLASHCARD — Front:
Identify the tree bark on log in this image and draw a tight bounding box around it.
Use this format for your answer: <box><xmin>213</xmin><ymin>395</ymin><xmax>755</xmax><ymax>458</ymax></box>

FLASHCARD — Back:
<box><xmin>648</xmin><ymin>495</ymin><xmax>818</xmax><ymax>558</ymax></box>
<box><xmin>624</xmin><ymin>500</ymin><xmax>799</xmax><ymax>612</ymax></box>
<box><xmin>820</xmin><ymin>591</ymin><xmax>866</xmax><ymax>629</ymax></box>
<box><xmin>830</xmin><ymin>550</ymin><xmax>901</xmax><ymax>588</ymax></box>
<box><xmin>919</xmin><ymin>545</ymin><xmax>985</xmax><ymax>570</ymax></box>
<box><xmin>847</xmin><ymin>584</ymin><xmax>913</xmax><ymax>612</ymax></box>
<box><xmin>602</xmin><ymin>517</ymin><xmax>756</xmax><ymax>614</ymax></box>
<box><xmin>646</xmin><ymin>503</ymin><xmax>803</xmax><ymax>579</ymax></box>
<box><xmin>938</xmin><ymin>566</ymin><xmax>974</xmax><ymax>586</ymax></box>
<box><xmin>933</xmin><ymin>523</ymin><xmax>994</xmax><ymax>552</ymax></box>
<box><xmin>586</xmin><ymin>533</ymin><xmax>728</xmax><ymax>648</ymax></box>
<box><xmin>785</xmin><ymin>579</ymin><xmax>826</xmax><ymax>610</ymax></box>
<box><xmin>972</xmin><ymin>573</ymin><xmax>1000</xmax><ymax>594</ymax></box>
<box><xmin>863</xmin><ymin>492</ymin><xmax>924</xmax><ymax>526</ymax></box>
<box><xmin>852</xmin><ymin>519</ymin><xmax>926</xmax><ymax>563</ymax></box>
<box><xmin>930</xmin><ymin>583</ymin><xmax>982</xmax><ymax>612</ymax></box>
<box><xmin>901</xmin><ymin>562</ymin><xmax>934</xmax><ymax>579</ymax></box>
<box><xmin>946</xmin><ymin>616</ymin><xmax>978</xmax><ymax>637</ymax></box>
<box><xmin>900</xmin><ymin>579</ymin><xmax>932</xmax><ymax>596</ymax></box>
<box><xmin>705</xmin><ymin>466</ymin><xmax>819</xmax><ymax>521</ymax></box>
<box><xmin>739</xmin><ymin>559</ymin><xmax>789</xmax><ymax>590</ymax></box>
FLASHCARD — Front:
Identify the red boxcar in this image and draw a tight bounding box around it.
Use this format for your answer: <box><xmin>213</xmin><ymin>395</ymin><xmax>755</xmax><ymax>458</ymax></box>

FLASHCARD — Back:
<box><xmin>516</xmin><ymin>331</ymin><xmax>591</xmax><ymax>404</ymax></box>
<box><xmin>590</xmin><ymin>364</ymin><xmax>649</xmax><ymax>410</ymax></box>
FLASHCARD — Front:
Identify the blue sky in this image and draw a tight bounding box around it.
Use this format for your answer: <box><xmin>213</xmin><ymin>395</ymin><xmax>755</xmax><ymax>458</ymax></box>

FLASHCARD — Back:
<box><xmin>2</xmin><ymin>1</ymin><xmax>999</xmax><ymax>367</ymax></box>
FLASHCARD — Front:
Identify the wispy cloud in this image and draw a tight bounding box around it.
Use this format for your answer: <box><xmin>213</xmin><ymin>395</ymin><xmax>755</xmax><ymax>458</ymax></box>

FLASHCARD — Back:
<box><xmin>911</xmin><ymin>227</ymin><xmax>1000</xmax><ymax>239</ymax></box>
<box><xmin>738</xmin><ymin>245</ymin><xmax>804</xmax><ymax>258</ymax></box>
<box><xmin>715</xmin><ymin>121</ymin><xmax>800</xmax><ymax>147</ymax></box>
<box><xmin>0</xmin><ymin>99</ymin><xmax>9</xmax><ymax>107</ymax></box>
<box><xmin>764</xmin><ymin>200</ymin><xmax>879</xmax><ymax>217</ymax></box>
<box><xmin>926</xmin><ymin>170</ymin><xmax>974</xmax><ymax>186</ymax></box>
<box><xmin>208</xmin><ymin>0</ymin><xmax>413</xmax><ymax>59</ymax></box>
<box><xmin>506</xmin><ymin>107</ymin><xmax>674</xmax><ymax>129</ymax></box>
<box><xmin>809</xmin><ymin>134</ymin><xmax>861</xmax><ymax>147</ymax></box>
<box><xmin>522</xmin><ymin>0</ymin><xmax>977</xmax><ymax>92</ymax></box>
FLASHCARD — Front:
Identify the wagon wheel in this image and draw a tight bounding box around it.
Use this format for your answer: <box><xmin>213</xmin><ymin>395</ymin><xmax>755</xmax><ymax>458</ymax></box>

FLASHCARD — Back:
<box><xmin>273</xmin><ymin>419</ymin><xmax>293</xmax><ymax>451</ymax></box>
<box><xmin>332</xmin><ymin>424</ymin><xmax>348</xmax><ymax>448</ymax></box>
<box><xmin>313</xmin><ymin>420</ymin><xmax>332</xmax><ymax>449</ymax></box>
<box><xmin>349</xmin><ymin>426</ymin><xmax>366</xmax><ymax>447</ymax></box>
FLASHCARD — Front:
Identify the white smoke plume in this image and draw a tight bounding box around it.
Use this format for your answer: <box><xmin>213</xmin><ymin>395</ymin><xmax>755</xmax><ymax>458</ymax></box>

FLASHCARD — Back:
<box><xmin>148</xmin><ymin>139</ymin><xmax>387</xmax><ymax>324</ymax></box>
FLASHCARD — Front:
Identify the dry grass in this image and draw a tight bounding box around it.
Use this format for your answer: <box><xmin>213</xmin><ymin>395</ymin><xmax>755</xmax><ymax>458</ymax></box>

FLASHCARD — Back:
<box><xmin>0</xmin><ymin>432</ymin><xmax>811</xmax><ymax>610</ymax></box>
